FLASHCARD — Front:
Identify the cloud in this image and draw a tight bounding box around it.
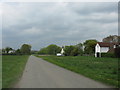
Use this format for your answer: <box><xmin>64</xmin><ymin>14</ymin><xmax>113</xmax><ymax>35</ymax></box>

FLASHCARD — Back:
<box><xmin>68</xmin><ymin>2</ymin><xmax>118</xmax><ymax>14</ymax></box>
<box><xmin>2</xmin><ymin>2</ymin><xmax>118</xmax><ymax>50</ymax></box>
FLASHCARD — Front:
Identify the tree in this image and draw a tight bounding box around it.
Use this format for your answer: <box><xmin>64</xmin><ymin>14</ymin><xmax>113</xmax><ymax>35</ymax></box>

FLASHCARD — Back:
<box><xmin>0</xmin><ymin>49</ymin><xmax>2</xmax><ymax>54</ymax></box>
<box><xmin>75</xmin><ymin>43</ymin><xmax>84</xmax><ymax>56</ymax></box>
<box><xmin>46</xmin><ymin>44</ymin><xmax>61</xmax><ymax>55</ymax></box>
<box><xmin>15</xmin><ymin>49</ymin><xmax>21</xmax><ymax>55</ymax></box>
<box><xmin>5</xmin><ymin>47</ymin><xmax>13</xmax><ymax>54</ymax></box>
<box><xmin>38</xmin><ymin>47</ymin><xmax>48</xmax><ymax>55</ymax></box>
<box><xmin>2</xmin><ymin>48</ymin><xmax>6</xmax><ymax>54</ymax></box>
<box><xmin>64</xmin><ymin>45</ymin><xmax>75</xmax><ymax>56</ymax></box>
<box><xmin>64</xmin><ymin>44</ymin><xmax>84</xmax><ymax>56</ymax></box>
<box><xmin>31</xmin><ymin>50</ymin><xmax>38</xmax><ymax>54</ymax></box>
<box><xmin>84</xmin><ymin>39</ymin><xmax>97</xmax><ymax>55</ymax></box>
<box><xmin>20</xmin><ymin>44</ymin><xmax>31</xmax><ymax>55</ymax></box>
<box><xmin>103</xmin><ymin>35</ymin><xmax>120</xmax><ymax>43</ymax></box>
<box><xmin>70</xmin><ymin>47</ymin><xmax>80</xmax><ymax>56</ymax></box>
<box><xmin>38</xmin><ymin>44</ymin><xmax>61</xmax><ymax>55</ymax></box>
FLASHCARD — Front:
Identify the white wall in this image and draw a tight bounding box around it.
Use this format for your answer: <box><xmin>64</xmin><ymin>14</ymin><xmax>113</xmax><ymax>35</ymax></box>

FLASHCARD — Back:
<box><xmin>61</xmin><ymin>48</ymin><xmax>64</xmax><ymax>54</ymax></box>
<box><xmin>100</xmin><ymin>47</ymin><xmax>109</xmax><ymax>53</ymax></box>
<box><xmin>8</xmin><ymin>50</ymin><xmax>14</xmax><ymax>53</ymax></box>
<box><xmin>95</xmin><ymin>44</ymin><xmax>101</xmax><ymax>57</ymax></box>
<box><xmin>95</xmin><ymin>44</ymin><xmax>100</xmax><ymax>53</ymax></box>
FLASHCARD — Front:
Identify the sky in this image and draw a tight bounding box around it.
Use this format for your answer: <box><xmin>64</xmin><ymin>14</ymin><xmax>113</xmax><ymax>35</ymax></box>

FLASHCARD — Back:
<box><xmin>1</xmin><ymin>2</ymin><xmax>118</xmax><ymax>50</ymax></box>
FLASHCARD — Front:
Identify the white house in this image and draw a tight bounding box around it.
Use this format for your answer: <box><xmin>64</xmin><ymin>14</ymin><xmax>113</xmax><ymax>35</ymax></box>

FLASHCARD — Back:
<box><xmin>60</xmin><ymin>48</ymin><xmax>64</xmax><ymax>55</ymax></box>
<box><xmin>8</xmin><ymin>50</ymin><xmax>15</xmax><ymax>53</ymax></box>
<box><xmin>57</xmin><ymin>46</ymin><xmax>65</xmax><ymax>56</ymax></box>
<box><xmin>95</xmin><ymin>42</ymin><xmax>118</xmax><ymax>57</ymax></box>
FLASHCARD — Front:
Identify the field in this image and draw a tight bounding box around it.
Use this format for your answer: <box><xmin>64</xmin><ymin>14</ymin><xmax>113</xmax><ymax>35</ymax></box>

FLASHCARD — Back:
<box><xmin>37</xmin><ymin>55</ymin><xmax>119</xmax><ymax>87</ymax></box>
<box><xmin>2</xmin><ymin>55</ymin><xmax>29</xmax><ymax>88</ymax></box>
<box><xmin>0</xmin><ymin>56</ymin><xmax>2</xmax><ymax>89</ymax></box>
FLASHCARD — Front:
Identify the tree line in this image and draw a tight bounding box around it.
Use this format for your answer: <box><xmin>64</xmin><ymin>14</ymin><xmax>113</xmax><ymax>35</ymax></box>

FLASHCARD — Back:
<box><xmin>38</xmin><ymin>39</ymin><xmax>97</xmax><ymax>56</ymax></box>
<box><xmin>1</xmin><ymin>39</ymin><xmax>98</xmax><ymax>56</ymax></box>
<box><xmin>38</xmin><ymin>35</ymin><xmax>120</xmax><ymax>57</ymax></box>
<box><xmin>2</xmin><ymin>44</ymin><xmax>31</xmax><ymax>55</ymax></box>
<box><xmin>1</xmin><ymin>35</ymin><xmax>120</xmax><ymax>57</ymax></box>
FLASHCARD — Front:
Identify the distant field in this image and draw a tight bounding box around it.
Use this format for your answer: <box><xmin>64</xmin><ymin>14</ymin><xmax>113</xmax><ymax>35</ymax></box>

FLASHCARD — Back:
<box><xmin>37</xmin><ymin>55</ymin><xmax>119</xmax><ymax>87</ymax></box>
<box><xmin>2</xmin><ymin>55</ymin><xmax>29</xmax><ymax>88</ymax></box>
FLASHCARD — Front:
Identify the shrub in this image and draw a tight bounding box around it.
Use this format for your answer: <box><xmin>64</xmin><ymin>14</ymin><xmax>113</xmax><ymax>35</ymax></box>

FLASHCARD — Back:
<box><xmin>114</xmin><ymin>47</ymin><xmax>120</xmax><ymax>58</ymax></box>
<box><xmin>64</xmin><ymin>46</ymin><xmax>75</xmax><ymax>56</ymax></box>
<box><xmin>38</xmin><ymin>44</ymin><xmax>61</xmax><ymax>55</ymax></box>
<box><xmin>2</xmin><ymin>53</ymin><xmax>17</xmax><ymax>55</ymax></box>
<box><xmin>70</xmin><ymin>48</ymin><xmax>79</xmax><ymax>56</ymax></box>
<box><xmin>101</xmin><ymin>53</ymin><xmax>115</xmax><ymax>58</ymax></box>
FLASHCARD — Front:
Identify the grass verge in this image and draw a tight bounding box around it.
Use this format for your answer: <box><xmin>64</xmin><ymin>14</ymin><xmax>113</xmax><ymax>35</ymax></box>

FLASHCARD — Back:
<box><xmin>0</xmin><ymin>55</ymin><xmax>2</xmax><ymax>89</ymax></box>
<box><xmin>2</xmin><ymin>55</ymin><xmax>29</xmax><ymax>88</ymax></box>
<box><xmin>36</xmin><ymin>55</ymin><xmax>119</xmax><ymax>88</ymax></box>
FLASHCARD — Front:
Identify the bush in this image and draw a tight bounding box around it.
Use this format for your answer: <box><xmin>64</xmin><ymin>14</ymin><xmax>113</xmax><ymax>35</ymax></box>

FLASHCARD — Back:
<box><xmin>64</xmin><ymin>46</ymin><xmax>75</xmax><ymax>56</ymax></box>
<box><xmin>101</xmin><ymin>53</ymin><xmax>115</xmax><ymax>58</ymax></box>
<box><xmin>38</xmin><ymin>44</ymin><xmax>61</xmax><ymax>55</ymax></box>
<box><xmin>114</xmin><ymin>47</ymin><xmax>120</xmax><ymax>58</ymax></box>
<box><xmin>2</xmin><ymin>53</ymin><xmax>17</xmax><ymax>55</ymax></box>
<box><xmin>70</xmin><ymin>48</ymin><xmax>79</xmax><ymax>56</ymax></box>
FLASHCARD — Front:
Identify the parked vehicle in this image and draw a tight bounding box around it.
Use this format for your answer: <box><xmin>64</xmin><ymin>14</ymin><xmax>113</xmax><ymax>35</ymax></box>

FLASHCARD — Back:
<box><xmin>56</xmin><ymin>53</ymin><xmax>62</xmax><ymax>56</ymax></box>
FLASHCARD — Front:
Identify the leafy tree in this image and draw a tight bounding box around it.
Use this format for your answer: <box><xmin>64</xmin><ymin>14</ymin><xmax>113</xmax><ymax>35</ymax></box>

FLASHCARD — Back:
<box><xmin>64</xmin><ymin>44</ymin><xmax>83</xmax><ymax>56</ymax></box>
<box><xmin>75</xmin><ymin>43</ymin><xmax>83</xmax><ymax>49</ymax></box>
<box><xmin>46</xmin><ymin>44</ymin><xmax>61</xmax><ymax>55</ymax></box>
<box><xmin>15</xmin><ymin>49</ymin><xmax>21</xmax><ymax>55</ymax></box>
<box><xmin>75</xmin><ymin>43</ymin><xmax>84</xmax><ymax>56</ymax></box>
<box><xmin>38</xmin><ymin>44</ymin><xmax>61</xmax><ymax>55</ymax></box>
<box><xmin>64</xmin><ymin>45</ymin><xmax>75</xmax><ymax>56</ymax></box>
<box><xmin>103</xmin><ymin>35</ymin><xmax>120</xmax><ymax>43</ymax></box>
<box><xmin>31</xmin><ymin>50</ymin><xmax>38</xmax><ymax>54</ymax></box>
<box><xmin>70</xmin><ymin>47</ymin><xmax>80</xmax><ymax>56</ymax></box>
<box><xmin>38</xmin><ymin>47</ymin><xmax>48</xmax><ymax>55</ymax></box>
<box><xmin>5</xmin><ymin>47</ymin><xmax>13</xmax><ymax>54</ymax></box>
<box><xmin>20</xmin><ymin>44</ymin><xmax>31</xmax><ymax>55</ymax></box>
<box><xmin>0</xmin><ymin>49</ymin><xmax>2</xmax><ymax>54</ymax></box>
<box><xmin>2</xmin><ymin>48</ymin><xmax>6</xmax><ymax>54</ymax></box>
<box><xmin>84</xmin><ymin>39</ymin><xmax>97</xmax><ymax>54</ymax></box>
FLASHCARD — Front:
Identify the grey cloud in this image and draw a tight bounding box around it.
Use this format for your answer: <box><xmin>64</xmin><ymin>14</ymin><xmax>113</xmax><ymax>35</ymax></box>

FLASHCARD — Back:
<box><xmin>2</xmin><ymin>2</ymin><xmax>118</xmax><ymax>50</ymax></box>
<box><xmin>68</xmin><ymin>2</ymin><xmax>118</xmax><ymax>15</ymax></box>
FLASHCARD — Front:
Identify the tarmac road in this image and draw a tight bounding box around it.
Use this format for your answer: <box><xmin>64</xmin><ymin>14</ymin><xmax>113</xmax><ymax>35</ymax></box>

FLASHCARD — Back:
<box><xmin>15</xmin><ymin>55</ymin><xmax>113</xmax><ymax>88</ymax></box>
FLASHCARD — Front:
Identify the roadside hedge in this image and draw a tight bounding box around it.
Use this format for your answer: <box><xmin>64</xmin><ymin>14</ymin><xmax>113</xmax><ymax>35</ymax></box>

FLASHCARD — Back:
<box><xmin>101</xmin><ymin>53</ymin><xmax>116</xmax><ymax>58</ymax></box>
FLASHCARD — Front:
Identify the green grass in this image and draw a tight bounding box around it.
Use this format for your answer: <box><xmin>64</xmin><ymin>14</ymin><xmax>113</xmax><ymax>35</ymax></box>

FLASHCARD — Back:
<box><xmin>2</xmin><ymin>55</ymin><xmax>29</xmax><ymax>88</ymax></box>
<box><xmin>36</xmin><ymin>55</ymin><xmax>119</xmax><ymax>88</ymax></box>
<box><xmin>0</xmin><ymin>55</ymin><xmax>2</xmax><ymax>89</ymax></box>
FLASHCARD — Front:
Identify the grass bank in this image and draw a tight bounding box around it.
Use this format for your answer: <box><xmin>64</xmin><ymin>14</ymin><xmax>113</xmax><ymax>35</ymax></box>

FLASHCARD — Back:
<box><xmin>0</xmin><ymin>55</ymin><xmax>2</xmax><ymax>89</ymax></box>
<box><xmin>2</xmin><ymin>55</ymin><xmax>29</xmax><ymax>88</ymax></box>
<box><xmin>36</xmin><ymin>55</ymin><xmax>119</xmax><ymax>87</ymax></box>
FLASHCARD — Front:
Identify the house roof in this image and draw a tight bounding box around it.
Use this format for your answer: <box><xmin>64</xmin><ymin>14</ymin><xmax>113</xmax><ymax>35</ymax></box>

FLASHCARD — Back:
<box><xmin>97</xmin><ymin>42</ymin><xmax>118</xmax><ymax>47</ymax></box>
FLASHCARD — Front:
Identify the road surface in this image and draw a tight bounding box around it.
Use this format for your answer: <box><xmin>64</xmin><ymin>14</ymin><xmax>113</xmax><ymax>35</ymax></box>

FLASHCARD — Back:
<box><xmin>15</xmin><ymin>55</ymin><xmax>113</xmax><ymax>88</ymax></box>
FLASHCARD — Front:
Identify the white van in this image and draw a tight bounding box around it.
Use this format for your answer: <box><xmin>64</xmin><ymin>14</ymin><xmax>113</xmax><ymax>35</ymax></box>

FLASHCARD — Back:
<box><xmin>56</xmin><ymin>53</ymin><xmax>62</xmax><ymax>56</ymax></box>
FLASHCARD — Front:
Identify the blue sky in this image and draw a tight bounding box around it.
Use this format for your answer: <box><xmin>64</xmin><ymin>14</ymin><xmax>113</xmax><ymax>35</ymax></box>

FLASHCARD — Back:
<box><xmin>2</xmin><ymin>2</ymin><xmax>118</xmax><ymax>50</ymax></box>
